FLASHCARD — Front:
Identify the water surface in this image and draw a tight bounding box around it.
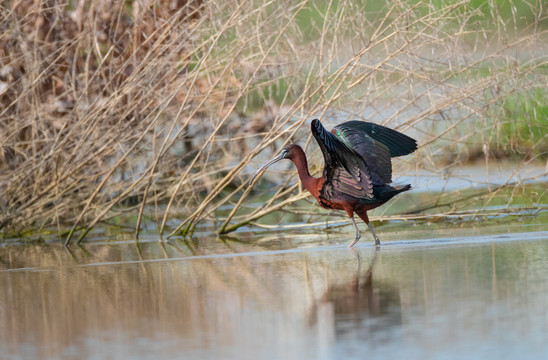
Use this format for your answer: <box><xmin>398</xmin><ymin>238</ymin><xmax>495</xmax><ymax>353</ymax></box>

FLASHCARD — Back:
<box><xmin>1</xmin><ymin>225</ymin><xmax>548</xmax><ymax>359</ymax></box>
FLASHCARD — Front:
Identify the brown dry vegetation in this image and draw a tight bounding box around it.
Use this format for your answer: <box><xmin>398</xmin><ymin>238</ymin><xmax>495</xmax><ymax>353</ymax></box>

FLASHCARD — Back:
<box><xmin>0</xmin><ymin>0</ymin><xmax>547</xmax><ymax>244</ymax></box>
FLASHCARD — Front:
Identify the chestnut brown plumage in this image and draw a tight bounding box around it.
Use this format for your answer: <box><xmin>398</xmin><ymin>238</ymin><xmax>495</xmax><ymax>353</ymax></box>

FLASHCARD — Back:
<box><xmin>251</xmin><ymin>119</ymin><xmax>417</xmax><ymax>247</ymax></box>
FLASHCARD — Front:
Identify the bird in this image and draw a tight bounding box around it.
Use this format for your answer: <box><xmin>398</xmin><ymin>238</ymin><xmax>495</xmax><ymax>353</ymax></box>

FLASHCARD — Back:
<box><xmin>251</xmin><ymin>118</ymin><xmax>417</xmax><ymax>247</ymax></box>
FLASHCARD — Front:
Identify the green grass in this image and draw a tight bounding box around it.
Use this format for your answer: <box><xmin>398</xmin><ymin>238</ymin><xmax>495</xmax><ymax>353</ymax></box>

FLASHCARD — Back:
<box><xmin>497</xmin><ymin>88</ymin><xmax>548</xmax><ymax>158</ymax></box>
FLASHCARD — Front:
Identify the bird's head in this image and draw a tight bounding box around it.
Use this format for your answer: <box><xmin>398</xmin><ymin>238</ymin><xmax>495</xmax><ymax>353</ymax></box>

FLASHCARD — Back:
<box><xmin>250</xmin><ymin>144</ymin><xmax>300</xmax><ymax>184</ymax></box>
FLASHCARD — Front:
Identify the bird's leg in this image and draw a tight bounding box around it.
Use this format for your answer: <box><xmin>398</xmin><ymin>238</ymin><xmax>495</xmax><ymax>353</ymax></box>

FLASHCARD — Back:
<box><xmin>347</xmin><ymin>215</ymin><xmax>361</xmax><ymax>248</ymax></box>
<box><xmin>367</xmin><ymin>222</ymin><xmax>381</xmax><ymax>247</ymax></box>
<box><xmin>344</xmin><ymin>208</ymin><xmax>362</xmax><ymax>248</ymax></box>
<box><xmin>356</xmin><ymin>210</ymin><xmax>381</xmax><ymax>246</ymax></box>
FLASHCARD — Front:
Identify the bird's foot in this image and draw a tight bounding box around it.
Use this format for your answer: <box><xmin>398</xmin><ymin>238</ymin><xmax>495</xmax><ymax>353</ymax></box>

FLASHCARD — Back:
<box><xmin>347</xmin><ymin>231</ymin><xmax>361</xmax><ymax>248</ymax></box>
<box><xmin>347</xmin><ymin>239</ymin><xmax>358</xmax><ymax>248</ymax></box>
<box><xmin>374</xmin><ymin>237</ymin><xmax>381</xmax><ymax>247</ymax></box>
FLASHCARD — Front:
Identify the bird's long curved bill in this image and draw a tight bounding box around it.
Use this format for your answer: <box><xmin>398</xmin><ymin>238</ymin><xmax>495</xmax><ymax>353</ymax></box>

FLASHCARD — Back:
<box><xmin>249</xmin><ymin>153</ymin><xmax>285</xmax><ymax>185</ymax></box>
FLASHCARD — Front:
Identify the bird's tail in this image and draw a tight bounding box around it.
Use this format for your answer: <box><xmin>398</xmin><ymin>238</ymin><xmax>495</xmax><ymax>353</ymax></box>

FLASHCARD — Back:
<box><xmin>394</xmin><ymin>184</ymin><xmax>411</xmax><ymax>193</ymax></box>
<box><xmin>374</xmin><ymin>184</ymin><xmax>411</xmax><ymax>202</ymax></box>
<box><xmin>389</xmin><ymin>184</ymin><xmax>411</xmax><ymax>198</ymax></box>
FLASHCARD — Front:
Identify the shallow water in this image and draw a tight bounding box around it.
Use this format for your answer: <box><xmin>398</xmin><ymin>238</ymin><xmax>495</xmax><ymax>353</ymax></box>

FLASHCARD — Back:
<box><xmin>1</xmin><ymin>221</ymin><xmax>548</xmax><ymax>360</ymax></box>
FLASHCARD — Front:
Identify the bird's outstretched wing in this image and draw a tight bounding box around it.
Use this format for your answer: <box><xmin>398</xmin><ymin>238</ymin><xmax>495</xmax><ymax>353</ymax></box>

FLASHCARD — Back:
<box><xmin>311</xmin><ymin>119</ymin><xmax>373</xmax><ymax>200</ymax></box>
<box><xmin>334</xmin><ymin>121</ymin><xmax>417</xmax><ymax>157</ymax></box>
<box><xmin>332</xmin><ymin>120</ymin><xmax>417</xmax><ymax>184</ymax></box>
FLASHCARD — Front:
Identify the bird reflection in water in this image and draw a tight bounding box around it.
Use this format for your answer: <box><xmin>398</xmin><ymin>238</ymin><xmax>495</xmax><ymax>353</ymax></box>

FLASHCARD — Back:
<box><xmin>309</xmin><ymin>249</ymin><xmax>402</xmax><ymax>342</ymax></box>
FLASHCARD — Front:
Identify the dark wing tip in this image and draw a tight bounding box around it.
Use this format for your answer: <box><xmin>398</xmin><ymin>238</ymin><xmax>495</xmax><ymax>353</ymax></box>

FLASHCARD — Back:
<box><xmin>311</xmin><ymin>118</ymin><xmax>321</xmax><ymax>130</ymax></box>
<box><xmin>311</xmin><ymin>118</ymin><xmax>332</xmax><ymax>149</ymax></box>
<box><xmin>387</xmin><ymin>132</ymin><xmax>417</xmax><ymax>157</ymax></box>
<box><xmin>368</xmin><ymin>122</ymin><xmax>417</xmax><ymax>157</ymax></box>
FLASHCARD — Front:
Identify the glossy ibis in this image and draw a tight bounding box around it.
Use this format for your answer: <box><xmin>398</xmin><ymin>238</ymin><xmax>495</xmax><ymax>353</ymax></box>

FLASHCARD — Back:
<box><xmin>251</xmin><ymin>119</ymin><xmax>417</xmax><ymax>247</ymax></box>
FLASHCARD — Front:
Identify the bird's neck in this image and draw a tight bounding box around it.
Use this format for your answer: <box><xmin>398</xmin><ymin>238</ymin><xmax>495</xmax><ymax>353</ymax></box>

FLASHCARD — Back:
<box><xmin>290</xmin><ymin>146</ymin><xmax>323</xmax><ymax>199</ymax></box>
